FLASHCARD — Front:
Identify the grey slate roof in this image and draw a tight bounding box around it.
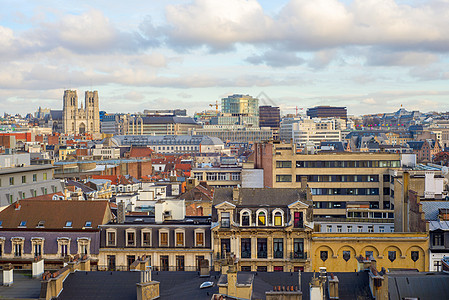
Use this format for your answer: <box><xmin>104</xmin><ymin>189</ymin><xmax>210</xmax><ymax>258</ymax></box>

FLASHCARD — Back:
<box><xmin>421</xmin><ymin>201</ymin><xmax>449</xmax><ymax>220</ymax></box>
<box><xmin>387</xmin><ymin>271</ymin><xmax>449</xmax><ymax>300</ymax></box>
<box><xmin>58</xmin><ymin>271</ymin><xmax>139</xmax><ymax>300</ymax></box>
<box><xmin>0</xmin><ymin>270</ymin><xmax>41</xmax><ymax>299</ymax></box>
<box><xmin>213</xmin><ymin>188</ymin><xmax>308</xmax><ymax>206</ymax></box>
<box><xmin>429</xmin><ymin>220</ymin><xmax>449</xmax><ymax>231</ymax></box>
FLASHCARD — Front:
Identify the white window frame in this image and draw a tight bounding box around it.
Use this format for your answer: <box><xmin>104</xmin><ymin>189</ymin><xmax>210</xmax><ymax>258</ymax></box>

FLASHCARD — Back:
<box><xmin>106</xmin><ymin>229</ymin><xmax>117</xmax><ymax>247</ymax></box>
<box><xmin>159</xmin><ymin>229</ymin><xmax>169</xmax><ymax>247</ymax></box>
<box><xmin>31</xmin><ymin>237</ymin><xmax>45</xmax><ymax>257</ymax></box>
<box><xmin>77</xmin><ymin>237</ymin><xmax>91</xmax><ymax>256</ymax></box>
<box><xmin>57</xmin><ymin>237</ymin><xmax>71</xmax><ymax>257</ymax></box>
<box><xmin>141</xmin><ymin>229</ymin><xmax>152</xmax><ymax>247</ymax></box>
<box><xmin>240</xmin><ymin>209</ymin><xmax>252</xmax><ymax>226</ymax></box>
<box><xmin>256</xmin><ymin>209</ymin><xmax>268</xmax><ymax>226</ymax></box>
<box><xmin>194</xmin><ymin>229</ymin><xmax>205</xmax><ymax>247</ymax></box>
<box><xmin>175</xmin><ymin>228</ymin><xmax>185</xmax><ymax>247</ymax></box>
<box><xmin>272</xmin><ymin>209</ymin><xmax>284</xmax><ymax>226</ymax></box>
<box><xmin>11</xmin><ymin>237</ymin><xmax>25</xmax><ymax>257</ymax></box>
<box><xmin>125</xmin><ymin>229</ymin><xmax>136</xmax><ymax>247</ymax></box>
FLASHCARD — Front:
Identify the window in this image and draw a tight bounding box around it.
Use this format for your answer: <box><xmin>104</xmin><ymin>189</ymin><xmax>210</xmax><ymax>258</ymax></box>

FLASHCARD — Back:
<box><xmin>276</xmin><ymin>161</ymin><xmax>292</xmax><ymax>168</ymax></box>
<box><xmin>31</xmin><ymin>238</ymin><xmax>44</xmax><ymax>257</ymax></box>
<box><xmin>142</xmin><ymin>231</ymin><xmax>151</xmax><ymax>247</ymax></box>
<box><xmin>273</xmin><ymin>211</ymin><xmax>283</xmax><ymax>226</ymax></box>
<box><xmin>326</xmin><ymin>225</ymin><xmax>332</xmax><ymax>233</ymax></box>
<box><xmin>107</xmin><ymin>230</ymin><xmax>116</xmax><ymax>246</ymax></box>
<box><xmin>357</xmin><ymin>226</ymin><xmax>363</xmax><ymax>232</ymax></box>
<box><xmin>342</xmin><ymin>250</ymin><xmax>351</xmax><ymax>262</ymax></box>
<box><xmin>221</xmin><ymin>212</ymin><xmax>230</xmax><ymax>228</ymax></box>
<box><xmin>77</xmin><ymin>238</ymin><xmax>90</xmax><ymax>255</ymax></box>
<box><xmin>126</xmin><ymin>230</ymin><xmax>136</xmax><ymax>246</ymax></box>
<box><xmin>19</xmin><ymin>221</ymin><xmax>27</xmax><ymax>227</ymax></box>
<box><xmin>58</xmin><ymin>238</ymin><xmax>70</xmax><ymax>257</ymax></box>
<box><xmin>241</xmin><ymin>210</ymin><xmax>250</xmax><ymax>226</ymax></box>
<box><xmin>273</xmin><ymin>238</ymin><xmax>284</xmax><ymax>259</ymax></box>
<box><xmin>347</xmin><ymin>226</ymin><xmax>352</xmax><ymax>233</ymax></box>
<box><xmin>160</xmin><ymin>231</ymin><xmax>169</xmax><ymax>247</ymax></box>
<box><xmin>337</xmin><ymin>226</ymin><xmax>342</xmax><ymax>232</ymax></box>
<box><xmin>433</xmin><ymin>233</ymin><xmax>444</xmax><ymax>246</ymax></box>
<box><xmin>9</xmin><ymin>177</ymin><xmax>14</xmax><ymax>185</ymax></box>
<box><xmin>84</xmin><ymin>221</ymin><xmax>92</xmax><ymax>228</ymax></box>
<box><xmin>43</xmin><ymin>173</ymin><xmax>47</xmax><ymax>180</ymax></box>
<box><xmin>294</xmin><ymin>212</ymin><xmax>303</xmax><ymax>228</ymax></box>
<box><xmin>241</xmin><ymin>238</ymin><xmax>251</xmax><ymax>258</ymax></box>
<box><xmin>293</xmin><ymin>238</ymin><xmax>304</xmax><ymax>259</ymax></box>
<box><xmin>175</xmin><ymin>230</ymin><xmax>184</xmax><ymax>247</ymax></box>
<box><xmin>14</xmin><ymin>243</ymin><xmax>22</xmax><ymax>257</ymax></box>
<box><xmin>368</xmin><ymin>226</ymin><xmax>374</xmax><ymax>233</ymax></box>
<box><xmin>365</xmin><ymin>251</ymin><xmax>374</xmax><ymax>259</ymax></box>
<box><xmin>276</xmin><ymin>175</ymin><xmax>292</xmax><ymax>182</ymax></box>
<box><xmin>221</xmin><ymin>238</ymin><xmax>231</xmax><ymax>258</ymax></box>
<box><xmin>195</xmin><ymin>231</ymin><xmax>204</xmax><ymax>247</ymax></box>
<box><xmin>33</xmin><ymin>174</ymin><xmax>37</xmax><ymax>182</ymax></box>
<box><xmin>22</xmin><ymin>176</ymin><xmax>26</xmax><ymax>184</ymax></box>
<box><xmin>176</xmin><ymin>255</ymin><xmax>185</xmax><ymax>271</ymax></box>
<box><xmin>257</xmin><ymin>238</ymin><xmax>267</xmax><ymax>258</ymax></box>
<box><xmin>65</xmin><ymin>221</ymin><xmax>72</xmax><ymax>228</ymax></box>
<box><xmin>379</xmin><ymin>226</ymin><xmax>385</xmax><ymax>233</ymax></box>
<box><xmin>257</xmin><ymin>211</ymin><xmax>266</xmax><ymax>226</ymax></box>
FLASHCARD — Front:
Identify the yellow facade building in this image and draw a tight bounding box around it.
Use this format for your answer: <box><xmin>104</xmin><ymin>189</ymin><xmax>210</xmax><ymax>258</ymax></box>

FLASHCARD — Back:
<box><xmin>311</xmin><ymin>232</ymin><xmax>429</xmax><ymax>272</ymax></box>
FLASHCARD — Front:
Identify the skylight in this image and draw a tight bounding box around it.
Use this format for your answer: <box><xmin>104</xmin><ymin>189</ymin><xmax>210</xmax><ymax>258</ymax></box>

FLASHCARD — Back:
<box><xmin>19</xmin><ymin>221</ymin><xmax>27</xmax><ymax>227</ymax></box>
<box><xmin>65</xmin><ymin>221</ymin><xmax>72</xmax><ymax>227</ymax></box>
<box><xmin>85</xmin><ymin>221</ymin><xmax>92</xmax><ymax>228</ymax></box>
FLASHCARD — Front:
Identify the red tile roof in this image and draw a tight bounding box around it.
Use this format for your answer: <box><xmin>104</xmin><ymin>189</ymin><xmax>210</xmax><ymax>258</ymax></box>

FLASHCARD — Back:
<box><xmin>0</xmin><ymin>200</ymin><xmax>112</xmax><ymax>229</ymax></box>
<box><xmin>128</xmin><ymin>147</ymin><xmax>153</xmax><ymax>158</ymax></box>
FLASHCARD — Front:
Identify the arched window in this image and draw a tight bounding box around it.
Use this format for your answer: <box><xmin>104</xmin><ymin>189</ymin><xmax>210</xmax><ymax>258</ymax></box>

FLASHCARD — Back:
<box><xmin>257</xmin><ymin>211</ymin><xmax>266</xmax><ymax>226</ymax></box>
<box><xmin>241</xmin><ymin>210</ymin><xmax>250</xmax><ymax>226</ymax></box>
<box><xmin>274</xmin><ymin>211</ymin><xmax>283</xmax><ymax>226</ymax></box>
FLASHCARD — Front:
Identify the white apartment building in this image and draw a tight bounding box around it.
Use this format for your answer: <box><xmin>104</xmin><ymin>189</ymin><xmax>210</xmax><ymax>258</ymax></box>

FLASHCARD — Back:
<box><xmin>281</xmin><ymin>117</ymin><xmax>342</xmax><ymax>146</ymax></box>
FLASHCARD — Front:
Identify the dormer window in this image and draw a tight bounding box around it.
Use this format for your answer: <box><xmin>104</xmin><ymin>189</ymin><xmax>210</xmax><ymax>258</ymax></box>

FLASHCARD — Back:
<box><xmin>19</xmin><ymin>221</ymin><xmax>27</xmax><ymax>227</ymax></box>
<box><xmin>37</xmin><ymin>220</ymin><xmax>45</xmax><ymax>228</ymax></box>
<box><xmin>65</xmin><ymin>221</ymin><xmax>72</xmax><ymax>228</ymax></box>
<box><xmin>257</xmin><ymin>211</ymin><xmax>266</xmax><ymax>226</ymax></box>
<box><xmin>241</xmin><ymin>210</ymin><xmax>250</xmax><ymax>226</ymax></box>
<box><xmin>221</xmin><ymin>212</ymin><xmax>230</xmax><ymax>228</ymax></box>
<box><xmin>274</xmin><ymin>211</ymin><xmax>283</xmax><ymax>226</ymax></box>
<box><xmin>85</xmin><ymin>221</ymin><xmax>92</xmax><ymax>228</ymax></box>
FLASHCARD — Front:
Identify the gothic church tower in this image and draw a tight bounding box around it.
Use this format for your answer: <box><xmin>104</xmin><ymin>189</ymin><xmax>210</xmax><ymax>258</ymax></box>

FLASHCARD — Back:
<box><xmin>63</xmin><ymin>90</ymin><xmax>100</xmax><ymax>135</ymax></box>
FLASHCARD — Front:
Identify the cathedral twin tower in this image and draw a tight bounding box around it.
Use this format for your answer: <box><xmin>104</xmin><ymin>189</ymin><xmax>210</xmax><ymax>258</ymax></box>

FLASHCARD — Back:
<box><xmin>63</xmin><ymin>90</ymin><xmax>100</xmax><ymax>135</ymax></box>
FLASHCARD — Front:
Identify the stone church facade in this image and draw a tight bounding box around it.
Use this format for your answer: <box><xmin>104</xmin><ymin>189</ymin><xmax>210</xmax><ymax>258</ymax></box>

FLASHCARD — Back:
<box><xmin>63</xmin><ymin>90</ymin><xmax>100</xmax><ymax>135</ymax></box>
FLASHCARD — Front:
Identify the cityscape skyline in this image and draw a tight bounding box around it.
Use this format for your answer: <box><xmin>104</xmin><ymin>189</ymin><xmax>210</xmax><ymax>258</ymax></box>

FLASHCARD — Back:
<box><xmin>1</xmin><ymin>0</ymin><xmax>449</xmax><ymax>116</ymax></box>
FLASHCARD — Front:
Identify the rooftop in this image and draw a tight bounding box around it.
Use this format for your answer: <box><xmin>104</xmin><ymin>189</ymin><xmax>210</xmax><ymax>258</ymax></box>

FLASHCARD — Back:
<box><xmin>0</xmin><ymin>270</ymin><xmax>41</xmax><ymax>299</ymax></box>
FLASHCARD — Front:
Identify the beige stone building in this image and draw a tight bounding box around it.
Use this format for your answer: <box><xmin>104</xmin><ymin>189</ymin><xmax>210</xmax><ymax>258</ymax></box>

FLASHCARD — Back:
<box><xmin>254</xmin><ymin>141</ymin><xmax>403</xmax><ymax>219</ymax></box>
<box><xmin>63</xmin><ymin>90</ymin><xmax>100</xmax><ymax>135</ymax></box>
<box><xmin>212</xmin><ymin>187</ymin><xmax>313</xmax><ymax>272</ymax></box>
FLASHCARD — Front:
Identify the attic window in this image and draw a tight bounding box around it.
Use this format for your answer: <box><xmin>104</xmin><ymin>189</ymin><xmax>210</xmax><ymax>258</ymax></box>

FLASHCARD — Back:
<box><xmin>19</xmin><ymin>221</ymin><xmax>27</xmax><ymax>227</ymax></box>
<box><xmin>65</xmin><ymin>221</ymin><xmax>73</xmax><ymax>228</ymax></box>
<box><xmin>85</xmin><ymin>221</ymin><xmax>92</xmax><ymax>228</ymax></box>
<box><xmin>37</xmin><ymin>220</ymin><xmax>45</xmax><ymax>228</ymax></box>
<box><xmin>0</xmin><ymin>220</ymin><xmax>2</xmax><ymax>227</ymax></box>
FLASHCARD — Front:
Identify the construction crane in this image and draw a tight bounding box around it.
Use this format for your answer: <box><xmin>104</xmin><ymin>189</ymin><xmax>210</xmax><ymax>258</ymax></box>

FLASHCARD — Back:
<box><xmin>209</xmin><ymin>100</ymin><xmax>220</xmax><ymax>113</ymax></box>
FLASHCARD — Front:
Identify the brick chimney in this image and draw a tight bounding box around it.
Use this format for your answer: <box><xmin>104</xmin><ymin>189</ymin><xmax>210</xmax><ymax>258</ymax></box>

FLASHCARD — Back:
<box><xmin>232</xmin><ymin>187</ymin><xmax>239</xmax><ymax>201</ymax></box>
<box><xmin>117</xmin><ymin>201</ymin><xmax>125</xmax><ymax>224</ymax></box>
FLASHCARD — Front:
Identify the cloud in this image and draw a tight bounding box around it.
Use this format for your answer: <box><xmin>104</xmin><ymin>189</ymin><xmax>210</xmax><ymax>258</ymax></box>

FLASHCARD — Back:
<box><xmin>246</xmin><ymin>50</ymin><xmax>305</xmax><ymax>67</ymax></box>
<box><xmin>159</xmin><ymin>0</ymin><xmax>449</xmax><ymax>56</ymax></box>
<box><xmin>366</xmin><ymin>50</ymin><xmax>439</xmax><ymax>66</ymax></box>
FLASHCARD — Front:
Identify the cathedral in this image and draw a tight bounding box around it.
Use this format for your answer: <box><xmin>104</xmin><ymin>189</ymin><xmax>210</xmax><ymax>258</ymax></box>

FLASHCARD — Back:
<box><xmin>63</xmin><ymin>90</ymin><xmax>100</xmax><ymax>135</ymax></box>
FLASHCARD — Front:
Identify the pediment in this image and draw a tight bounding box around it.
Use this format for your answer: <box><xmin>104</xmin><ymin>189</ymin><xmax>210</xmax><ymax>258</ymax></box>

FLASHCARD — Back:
<box><xmin>288</xmin><ymin>200</ymin><xmax>309</xmax><ymax>210</ymax></box>
<box><xmin>215</xmin><ymin>201</ymin><xmax>236</xmax><ymax>210</ymax></box>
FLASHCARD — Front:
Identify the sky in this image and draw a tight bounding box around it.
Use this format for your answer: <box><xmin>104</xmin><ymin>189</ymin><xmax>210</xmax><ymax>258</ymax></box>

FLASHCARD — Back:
<box><xmin>1</xmin><ymin>0</ymin><xmax>449</xmax><ymax>117</ymax></box>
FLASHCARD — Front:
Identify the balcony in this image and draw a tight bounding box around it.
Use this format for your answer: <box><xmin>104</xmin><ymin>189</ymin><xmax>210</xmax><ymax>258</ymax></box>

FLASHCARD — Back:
<box><xmin>273</xmin><ymin>251</ymin><xmax>284</xmax><ymax>259</ymax></box>
<box><xmin>257</xmin><ymin>251</ymin><xmax>267</xmax><ymax>259</ymax></box>
<box><xmin>290</xmin><ymin>251</ymin><xmax>308</xmax><ymax>260</ymax></box>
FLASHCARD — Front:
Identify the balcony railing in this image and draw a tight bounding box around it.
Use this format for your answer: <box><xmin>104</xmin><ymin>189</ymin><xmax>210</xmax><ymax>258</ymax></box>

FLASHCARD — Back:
<box><xmin>257</xmin><ymin>251</ymin><xmax>267</xmax><ymax>259</ymax></box>
<box><xmin>290</xmin><ymin>251</ymin><xmax>307</xmax><ymax>260</ymax></box>
<box><xmin>273</xmin><ymin>251</ymin><xmax>284</xmax><ymax>259</ymax></box>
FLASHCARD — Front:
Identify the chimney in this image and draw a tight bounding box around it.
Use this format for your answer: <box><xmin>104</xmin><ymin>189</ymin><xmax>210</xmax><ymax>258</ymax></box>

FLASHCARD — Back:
<box><xmin>2</xmin><ymin>263</ymin><xmax>13</xmax><ymax>286</ymax></box>
<box><xmin>15</xmin><ymin>202</ymin><xmax>21</xmax><ymax>210</ymax></box>
<box><xmin>117</xmin><ymin>201</ymin><xmax>126</xmax><ymax>224</ymax></box>
<box><xmin>232</xmin><ymin>187</ymin><xmax>239</xmax><ymax>201</ymax></box>
<box><xmin>328</xmin><ymin>274</ymin><xmax>339</xmax><ymax>300</ymax></box>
